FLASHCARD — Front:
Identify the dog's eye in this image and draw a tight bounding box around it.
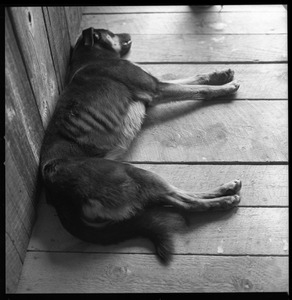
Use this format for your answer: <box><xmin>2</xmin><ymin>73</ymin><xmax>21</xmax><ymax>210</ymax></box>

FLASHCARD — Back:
<box><xmin>94</xmin><ymin>33</ymin><xmax>100</xmax><ymax>40</ymax></box>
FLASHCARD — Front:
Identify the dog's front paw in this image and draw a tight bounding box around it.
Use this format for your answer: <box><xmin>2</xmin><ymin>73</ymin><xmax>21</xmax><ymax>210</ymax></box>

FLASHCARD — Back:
<box><xmin>220</xmin><ymin>179</ymin><xmax>242</xmax><ymax>196</ymax></box>
<box><xmin>209</xmin><ymin>68</ymin><xmax>235</xmax><ymax>85</ymax></box>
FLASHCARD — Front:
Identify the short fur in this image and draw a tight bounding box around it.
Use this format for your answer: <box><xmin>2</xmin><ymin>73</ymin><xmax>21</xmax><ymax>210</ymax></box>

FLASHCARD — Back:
<box><xmin>41</xmin><ymin>28</ymin><xmax>242</xmax><ymax>264</ymax></box>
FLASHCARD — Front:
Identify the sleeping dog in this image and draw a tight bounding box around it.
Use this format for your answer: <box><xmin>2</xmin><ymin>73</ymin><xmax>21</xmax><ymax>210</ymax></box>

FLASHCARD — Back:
<box><xmin>41</xmin><ymin>28</ymin><xmax>242</xmax><ymax>263</ymax></box>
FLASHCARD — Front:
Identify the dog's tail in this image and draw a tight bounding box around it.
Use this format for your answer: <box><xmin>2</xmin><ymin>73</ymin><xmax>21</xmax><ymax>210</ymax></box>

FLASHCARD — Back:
<box><xmin>55</xmin><ymin>203</ymin><xmax>186</xmax><ymax>264</ymax></box>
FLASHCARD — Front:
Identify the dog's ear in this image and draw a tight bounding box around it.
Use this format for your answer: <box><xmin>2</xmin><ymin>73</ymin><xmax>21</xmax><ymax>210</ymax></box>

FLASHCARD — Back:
<box><xmin>82</xmin><ymin>27</ymin><xmax>96</xmax><ymax>47</ymax></box>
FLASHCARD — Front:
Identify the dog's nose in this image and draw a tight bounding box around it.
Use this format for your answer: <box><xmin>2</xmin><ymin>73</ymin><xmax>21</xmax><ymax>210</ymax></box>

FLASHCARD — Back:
<box><xmin>119</xmin><ymin>34</ymin><xmax>132</xmax><ymax>56</ymax></box>
<box><xmin>122</xmin><ymin>40</ymin><xmax>132</xmax><ymax>46</ymax></box>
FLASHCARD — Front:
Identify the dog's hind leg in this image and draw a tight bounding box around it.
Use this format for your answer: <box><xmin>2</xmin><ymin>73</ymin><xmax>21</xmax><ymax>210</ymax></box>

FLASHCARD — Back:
<box><xmin>165</xmin><ymin>180</ymin><xmax>242</xmax><ymax>211</ymax></box>
<box><xmin>43</xmin><ymin>157</ymin><xmax>241</xmax><ymax>263</ymax></box>
<box><xmin>120</xmin><ymin>163</ymin><xmax>242</xmax><ymax>212</ymax></box>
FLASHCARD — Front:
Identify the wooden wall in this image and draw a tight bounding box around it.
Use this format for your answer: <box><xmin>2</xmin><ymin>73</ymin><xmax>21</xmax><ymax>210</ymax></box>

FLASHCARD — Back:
<box><xmin>5</xmin><ymin>7</ymin><xmax>83</xmax><ymax>293</ymax></box>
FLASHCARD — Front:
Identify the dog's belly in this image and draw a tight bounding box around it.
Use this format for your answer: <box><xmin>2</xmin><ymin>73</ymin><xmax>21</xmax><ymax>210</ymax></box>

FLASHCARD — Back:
<box><xmin>105</xmin><ymin>101</ymin><xmax>146</xmax><ymax>160</ymax></box>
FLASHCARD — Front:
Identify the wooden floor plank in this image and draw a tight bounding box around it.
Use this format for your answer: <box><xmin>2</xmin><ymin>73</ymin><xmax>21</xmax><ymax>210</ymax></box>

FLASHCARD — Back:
<box><xmin>28</xmin><ymin>199</ymin><xmax>288</xmax><ymax>256</ymax></box>
<box><xmin>123</xmin><ymin>35</ymin><xmax>287</xmax><ymax>63</ymax></box>
<box><xmin>81</xmin><ymin>12</ymin><xmax>287</xmax><ymax>34</ymax></box>
<box><xmin>124</xmin><ymin>101</ymin><xmax>287</xmax><ymax>162</ymax></box>
<box><xmin>16</xmin><ymin>253</ymin><xmax>288</xmax><ymax>293</ymax></box>
<box><xmin>143</xmin><ymin>64</ymin><xmax>288</xmax><ymax>99</ymax></box>
<box><xmin>83</xmin><ymin>5</ymin><xmax>286</xmax><ymax>14</ymax></box>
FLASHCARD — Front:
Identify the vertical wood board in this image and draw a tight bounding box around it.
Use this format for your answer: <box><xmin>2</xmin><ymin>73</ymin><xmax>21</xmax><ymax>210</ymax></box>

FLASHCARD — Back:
<box><xmin>6</xmin><ymin>148</ymin><xmax>36</xmax><ymax>235</ymax></box>
<box><xmin>5</xmin><ymin>10</ymin><xmax>44</xmax><ymax>192</ymax></box>
<box><xmin>42</xmin><ymin>7</ymin><xmax>71</xmax><ymax>91</ymax></box>
<box><xmin>64</xmin><ymin>7</ymin><xmax>83</xmax><ymax>46</ymax></box>
<box><xmin>6</xmin><ymin>233</ymin><xmax>23</xmax><ymax>293</ymax></box>
<box><xmin>9</xmin><ymin>7</ymin><xmax>59</xmax><ymax>128</ymax></box>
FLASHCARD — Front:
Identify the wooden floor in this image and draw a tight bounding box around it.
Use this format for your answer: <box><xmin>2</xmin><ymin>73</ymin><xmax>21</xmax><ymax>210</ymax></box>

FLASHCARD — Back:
<box><xmin>17</xmin><ymin>5</ymin><xmax>288</xmax><ymax>293</ymax></box>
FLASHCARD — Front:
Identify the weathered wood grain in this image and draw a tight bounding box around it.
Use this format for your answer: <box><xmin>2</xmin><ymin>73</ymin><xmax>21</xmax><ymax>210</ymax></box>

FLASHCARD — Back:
<box><xmin>64</xmin><ymin>6</ymin><xmax>83</xmax><ymax>46</ymax></box>
<box><xmin>6</xmin><ymin>148</ymin><xmax>36</xmax><ymax>236</ymax></box>
<box><xmin>124</xmin><ymin>100</ymin><xmax>288</xmax><ymax>162</ymax></box>
<box><xmin>28</xmin><ymin>195</ymin><xmax>288</xmax><ymax>256</ymax></box>
<box><xmin>142</xmin><ymin>64</ymin><xmax>288</xmax><ymax>99</ymax></box>
<box><xmin>6</xmin><ymin>233</ymin><xmax>23</xmax><ymax>293</ymax></box>
<box><xmin>5</xmin><ymin>11</ymin><xmax>44</xmax><ymax>189</ymax></box>
<box><xmin>16</xmin><ymin>253</ymin><xmax>288</xmax><ymax>293</ymax></box>
<box><xmin>123</xmin><ymin>35</ymin><xmax>287</xmax><ymax>63</ymax></box>
<box><xmin>6</xmin><ymin>192</ymin><xmax>29</xmax><ymax>263</ymax></box>
<box><xmin>83</xmin><ymin>5</ymin><xmax>286</xmax><ymax>14</ymax></box>
<box><xmin>42</xmin><ymin>7</ymin><xmax>71</xmax><ymax>91</ymax></box>
<box><xmin>82</xmin><ymin>12</ymin><xmax>287</xmax><ymax>34</ymax></box>
<box><xmin>9</xmin><ymin>7</ymin><xmax>59</xmax><ymax>128</ymax></box>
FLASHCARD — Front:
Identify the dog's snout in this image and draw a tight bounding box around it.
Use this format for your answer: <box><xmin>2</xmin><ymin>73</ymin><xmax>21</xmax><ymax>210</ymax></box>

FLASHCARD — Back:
<box><xmin>118</xmin><ymin>33</ymin><xmax>132</xmax><ymax>44</ymax></box>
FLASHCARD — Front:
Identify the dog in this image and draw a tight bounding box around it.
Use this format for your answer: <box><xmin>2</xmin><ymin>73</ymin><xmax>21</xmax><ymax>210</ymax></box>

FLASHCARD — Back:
<box><xmin>41</xmin><ymin>27</ymin><xmax>242</xmax><ymax>264</ymax></box>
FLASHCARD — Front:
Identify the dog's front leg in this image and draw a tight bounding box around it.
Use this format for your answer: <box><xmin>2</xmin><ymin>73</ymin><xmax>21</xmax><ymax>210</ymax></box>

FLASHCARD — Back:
<box><xmin>164</xmin><ymin>68</ymin><xmax>235</xmax><ymax>86</ymax></box>
<box><xmin>153</xmin><ymin>80</ymin><xmax>239</xmax><ymax>105</ymax></box>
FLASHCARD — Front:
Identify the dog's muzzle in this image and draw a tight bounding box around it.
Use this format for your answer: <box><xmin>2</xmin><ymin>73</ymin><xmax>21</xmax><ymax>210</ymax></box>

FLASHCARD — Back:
<box><xmin>118</xmin><ymin>33</ymin><xmax>132</xmax><ymax>56</ymax></box>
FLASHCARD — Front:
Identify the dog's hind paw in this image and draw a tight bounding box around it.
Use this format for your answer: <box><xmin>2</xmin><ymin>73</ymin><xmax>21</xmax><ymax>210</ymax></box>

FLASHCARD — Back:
<box><xmin>220</xmin><ymin>194</ymin><xmax>241</xmax><ymax>209</ymax></box>
<box><xmin>225</xmin><ymin>80</ymin><xmax>240</xmax><ymax>94</ymax></box>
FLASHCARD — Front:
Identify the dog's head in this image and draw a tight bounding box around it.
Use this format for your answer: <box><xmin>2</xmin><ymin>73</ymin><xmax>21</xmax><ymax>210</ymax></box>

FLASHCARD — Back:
<box><xmin>74</xmin><ymin>27</ymin><xmax>132</xmax><ymax>58</ymax></box>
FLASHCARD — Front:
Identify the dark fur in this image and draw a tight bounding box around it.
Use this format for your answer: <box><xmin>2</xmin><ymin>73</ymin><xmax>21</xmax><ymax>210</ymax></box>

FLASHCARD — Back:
<box><xmin>41</xmin><ymin>28</ymin><xmax>242</xmax><ymax>264</ymax></box>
